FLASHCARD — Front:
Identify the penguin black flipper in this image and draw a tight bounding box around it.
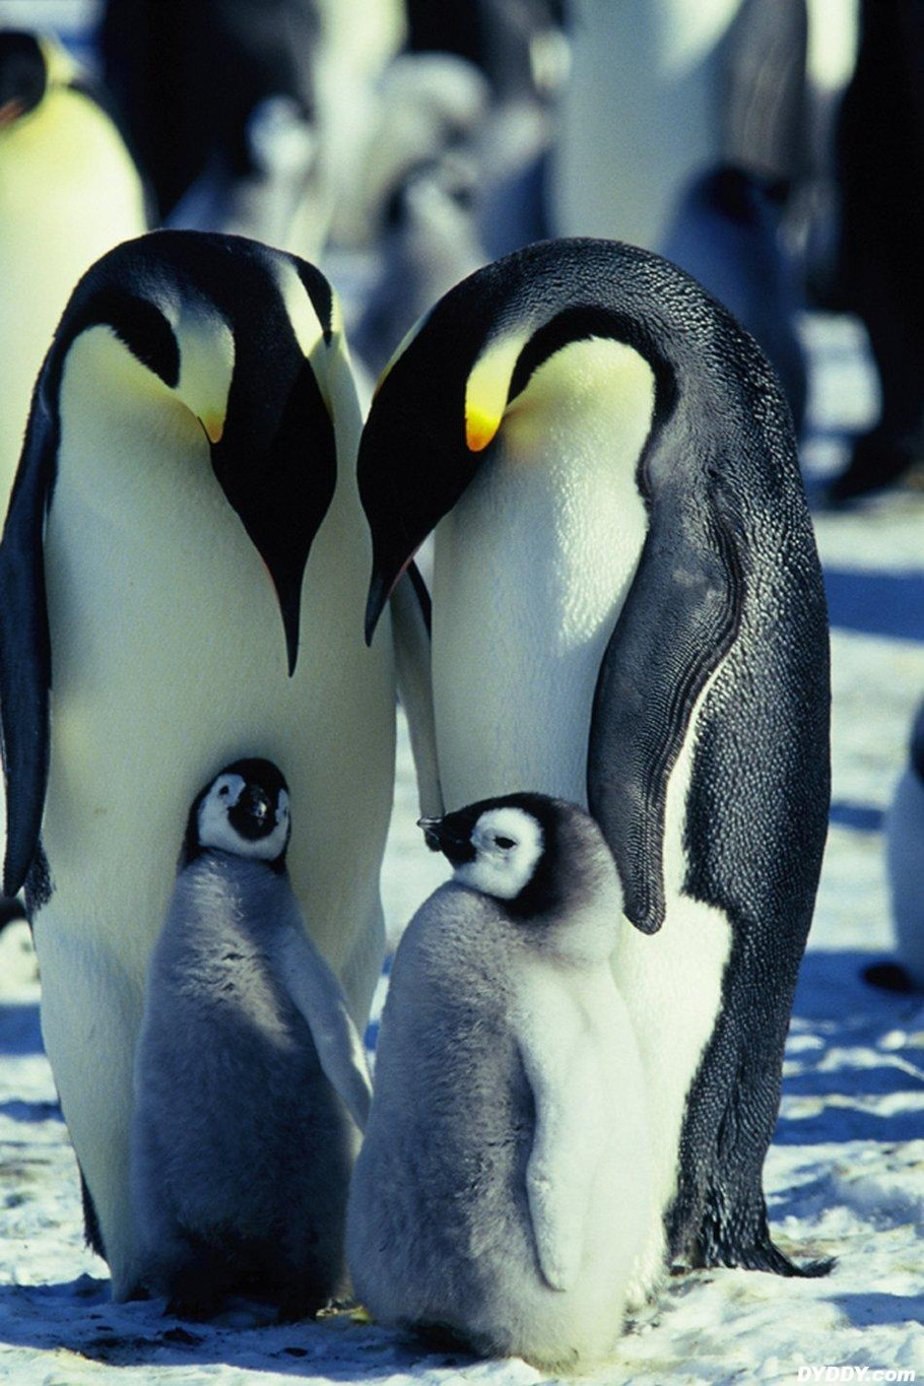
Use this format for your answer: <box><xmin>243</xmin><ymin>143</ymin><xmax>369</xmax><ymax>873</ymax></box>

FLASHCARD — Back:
<box><xmin>0</xmin><ymin>379</ymin><xmax>57</xmax><ymax>904</ymax></box>
<box><xmin>587</xmin><ymin>478</ymin><xmax>743</xmax><ymax>935</ymax></box>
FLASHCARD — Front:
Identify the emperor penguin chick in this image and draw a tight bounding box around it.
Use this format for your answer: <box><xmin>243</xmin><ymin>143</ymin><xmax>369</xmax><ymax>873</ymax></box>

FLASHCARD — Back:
<box><xmin>347</xmin><ymin>792</ymin><xmax>652</xmax><ymax>1372</ymax></box>
<box><xmin>131</xmin><ymin>759</ymin><xmax>372</xmax><ymax>1320</ymax></box>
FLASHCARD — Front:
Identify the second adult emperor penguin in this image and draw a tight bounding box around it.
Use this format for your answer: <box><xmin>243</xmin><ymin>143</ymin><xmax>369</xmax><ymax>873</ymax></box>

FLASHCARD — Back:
<box><xmin>347</xmin><ymin>793</ymin><xmax>652</xmax><ymax>1371</ymax></box>
<box><xmin>359</xmin><ymin>238</ymin><xmax>831</xmax><ymax>1296</ymax></box>
<box><xmin>0</xmin><ymin>230</ymin><xmax>398</xmax><ymax>1298</ymax></box>
<box><xmin>132</xmin><ymin>760</ymin><xmax>371</xmax><ymax>1318</ymax></box>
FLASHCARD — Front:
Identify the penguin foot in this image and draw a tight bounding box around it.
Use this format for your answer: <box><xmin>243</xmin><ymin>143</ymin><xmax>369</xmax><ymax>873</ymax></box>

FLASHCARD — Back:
<box><xmin>692</xmin><ymin>1230</ymin><xmax>834</xmax><ymax>1279</ymax></box>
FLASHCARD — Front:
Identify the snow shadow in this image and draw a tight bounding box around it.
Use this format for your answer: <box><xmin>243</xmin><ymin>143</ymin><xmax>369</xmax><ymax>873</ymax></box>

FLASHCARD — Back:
<box><xmin>0</xmin><ymin>999</ymin><xmax>43</xmax><ymax>1055</ymax></box>
<box><xmin>832</xmin><ymin>1290</ymin><xmax>924</xmax><ymax>1329</ymax></box>
<box><xmin>0</xmin><ymin>1277</ymin><xmax>478</xmax><ymax>1377</ymax></box>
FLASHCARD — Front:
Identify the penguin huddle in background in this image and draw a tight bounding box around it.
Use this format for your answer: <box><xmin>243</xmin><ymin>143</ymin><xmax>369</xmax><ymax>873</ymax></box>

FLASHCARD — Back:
<box><xmin>0</xmin><ymin>230</ymin><xmax>409</xmax><ymax>1300</ymax></box>
<box><xmin>347</xmin><ymin>793</ymin><xmax>653</xmax><ymax>1372</ymax></box>
<box><xmin>132</xmin><ymin>760</ymin><xmax>371</xmax><ymax>1320</ymax></box>
<box><xmin>360</xmin><ymin>237</ymin><xmax>831</xmax><ymax>1298</ymax></box>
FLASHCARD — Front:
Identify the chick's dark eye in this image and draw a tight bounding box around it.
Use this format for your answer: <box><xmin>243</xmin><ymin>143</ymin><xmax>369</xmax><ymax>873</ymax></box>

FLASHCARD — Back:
<box><xmin>495</xmin><ymin>836</ymin><xmax>516</xmax><ymax>850</ymax></box>
<box><xmin>219</xmin><ymin>786</ymin><xmax>230</xmax><ymax>797</ymax></box>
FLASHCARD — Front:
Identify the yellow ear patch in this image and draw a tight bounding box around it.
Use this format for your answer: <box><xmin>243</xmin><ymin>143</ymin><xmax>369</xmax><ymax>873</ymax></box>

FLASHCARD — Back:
<box><xmin>172</xmin><ymin>306</ymin><xmax>234</xmax><ymax>446</ymax></box>
<box><xmin>465</xmin><ymin>404</ymin><xmax>503</xmax><ymax>454</ymax></box>
<box><xmin>464</xmin><ymin>330</ymin><xmax>531</xmax><ymax>454</ymax></box>
<box><xmin>199</xmin><ymin>411</ymin><xmax>225</xmax><ymax>445</ymax></box>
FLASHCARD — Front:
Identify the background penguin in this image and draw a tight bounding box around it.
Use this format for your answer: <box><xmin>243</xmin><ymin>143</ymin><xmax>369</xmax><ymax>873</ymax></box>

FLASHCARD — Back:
<box><xmin>347</xmin><ymin>792</ymin><xmax>652</xmax><ymax>1372</ymax></box>
<box><xmin>0</xmin><ymin>230</ymin><xmax>401</xmax><ymax>1299</ymax></box>
<box><xmin>660</xmin><ymin>165</ymin><xmax>808</xmax><ymax>439</ymax></box>
<box><xmin>0</xmin><ymin>29</ymin><xmax>146</xmax><ymax>499</ymax></box>
<box><xmin>131</xmin><ymin>759</ymin><xmax>371</xmax><ymax>1319</ymax></box>
<box><xmin>864</xmin><ymin>699</ymin><xmax>924</xmax><ymax>994</ymax></box>
<box><xmin>97</xmin><ymin>0</ymin><xmax>322</xmax><ymax>227</ymax></box>
<box><xmin>358</xmin><ymin>237</ymin><xmax>831</xmax><ymax>1297</ymax></box>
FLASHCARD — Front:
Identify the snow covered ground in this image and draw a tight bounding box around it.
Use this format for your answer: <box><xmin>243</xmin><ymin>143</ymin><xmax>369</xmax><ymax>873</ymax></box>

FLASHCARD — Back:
<box><xmin>1</xmin><ymin>311</ymin><xmax>922</xmax><ymax>1384</ymax></box>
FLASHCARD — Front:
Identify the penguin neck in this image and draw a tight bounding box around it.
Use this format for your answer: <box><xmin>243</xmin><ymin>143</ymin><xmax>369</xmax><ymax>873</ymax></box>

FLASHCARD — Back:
<box><xmin>432</xmin><ymin>337</ymin><xmax>655</xmax><ymax>810</ymax></box>
<box><xmin>58</xmin><ymin>326</ymin><xmax>206</xmax><ymax>495</ymax></box>
<box><xmin>181</xmin><ymin>849</ymin><xmax>289</xmax><ymax>945</ymax></box>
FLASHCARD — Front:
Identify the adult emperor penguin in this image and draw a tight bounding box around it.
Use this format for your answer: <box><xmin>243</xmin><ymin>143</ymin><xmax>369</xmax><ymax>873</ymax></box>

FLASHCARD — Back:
<box><xmin>0</xmin><ymin>230</ymin><xmax>399</xmax><ymax>1299</ymax></box>
<box><xmin>359</xmin><ymin>238</ymin><xmax>831</xmax><ymax>1297</ymax></box>
<box><xmin>347</xmin><ymin>793</ymin><xmax>652</xmax><ymax>1371</ymax></box>
<box><xmin>132</xmin><ymin>760</ymin><xmax>371</xmax><ymax>1318</ymax></box>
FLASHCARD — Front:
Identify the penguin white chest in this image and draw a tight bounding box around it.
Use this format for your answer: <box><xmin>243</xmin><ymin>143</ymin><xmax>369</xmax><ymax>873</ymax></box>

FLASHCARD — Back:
<box><xmin>432</xmin><ymin>338</ymin><xmax>654</xmax><ymax>807</ymax></box>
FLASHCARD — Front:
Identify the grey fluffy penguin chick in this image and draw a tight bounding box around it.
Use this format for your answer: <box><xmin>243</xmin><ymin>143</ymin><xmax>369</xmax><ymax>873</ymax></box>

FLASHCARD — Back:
<box><xmin>131</xmin><ymin>758</ymin><xmax>372</xmax><ymax>1320</ymax></box>
<box><xmin>347</xmin><ymin>792</ymin><xmax>652</xmax><ymax>1372</ymax></box>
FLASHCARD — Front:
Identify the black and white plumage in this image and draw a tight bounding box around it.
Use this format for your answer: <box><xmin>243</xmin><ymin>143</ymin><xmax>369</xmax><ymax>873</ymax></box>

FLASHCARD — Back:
<box><xmin>347</xmin><ymin>793</ymin><xmax>652</xmax><ymax>1372</ymax></box>
<box><xmin>0</xmin><ymin>230</ymin><xmax>399</xmax><ymax>1297</ymax></box>
<box><xmin>358</xmin><ymin>237</ymin><xmax>831</xmax><ymax>1296</ymax></box>
<box><xmin>131</xmin><ymin>760</ymin><xmax>371</xmax><ymax>1319</ymax></box>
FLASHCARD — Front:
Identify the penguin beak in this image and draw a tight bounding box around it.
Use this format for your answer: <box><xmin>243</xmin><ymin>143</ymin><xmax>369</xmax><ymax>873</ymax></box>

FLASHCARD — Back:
<box><xmin>417</xmin><ymin>815</ymin><xmax>474</xmax><ymax>864</ymax></box>
<box><xmin>417</xmin><ymin>815</ymin><xmax>445</xmax><ymax>852</ymax></box>
<box><xmin>358</xmin><ymin>312</ymin><xmax>525</xmax><ymax>647</ymax></box>
<box><xmin>208</xmin><ymin>354</ymin><xmax>337</xmax><ymax>679</ymax></box>
<box><xmin>274</xmin><ymin>572</ymin><xmax>304</xmax><ymax>679</ymax></box>
<box><xmin>365</xmin><ymin>552</ymin><xmax>414</xmax><ymax>645</ymax></box>
<box><xmin>230</xmin><ymin>784</ymin><xmax>275</xmax><ymax>839</ymax></box>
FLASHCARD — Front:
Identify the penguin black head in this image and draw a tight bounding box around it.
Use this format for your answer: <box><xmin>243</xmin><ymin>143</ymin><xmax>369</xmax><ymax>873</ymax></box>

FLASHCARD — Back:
<box><xmin>419</xmin><ymin>791</ymin><xmax>620</xmax><ymax>923</ymax></box>
<box><xmin>358</xmin><ymin>238</ymin><xmax>682</xmax><ymax>643</ymax></box>
<box><xmin>0</xmin><ymin>32</ymin><xmax>46</xmax><ymax>124</ymax></box>
<box><xmin>41</xmin><ymin>230</ymin><xmax>340</xmax><ymax>676</ymax></box>
<box><xmin>183</xmin><ymin>758</ymin><xmax>291</xmax><ymax>872</ymax></box>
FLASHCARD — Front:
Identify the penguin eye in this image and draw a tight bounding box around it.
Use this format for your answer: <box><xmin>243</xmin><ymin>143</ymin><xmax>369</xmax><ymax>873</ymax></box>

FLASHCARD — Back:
<box><xmin>494</xmin><ymin>835</ymin><xmax>516</xmax><ymax>851</ymax></box>
<box><xmin>219</xmin><ymin>785</ymin><xmax>230</xmax><ymax>798</ymax></box>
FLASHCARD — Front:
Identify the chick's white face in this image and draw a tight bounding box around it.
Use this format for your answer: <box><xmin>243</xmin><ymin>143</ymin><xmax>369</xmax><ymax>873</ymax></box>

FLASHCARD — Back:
<box><xmin>454</xmin><ymin>806</ymin><xmax>544</xmax><ymax>900</ymax></box>
<box><xmin>197</xmin><ymin>773</ymin><xmax>291</xmax><ymax>862</ymax></box>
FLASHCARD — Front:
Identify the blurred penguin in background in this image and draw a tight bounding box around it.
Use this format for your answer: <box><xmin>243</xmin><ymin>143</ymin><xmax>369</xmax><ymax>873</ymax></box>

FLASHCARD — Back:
<box><xmin>348</xmin><ymin>57</ymin><xmax>489</xmax><ymax>378</ymax></box>
<box><xmin>0</xmin><ymin>28</ymin><xmax>146</xmax><ymax>501</ymax></box>
<box><xmin>553</xmin><ymin>0</ymin><xmax>810</xmax><ymax>435</ymax></box>
<box><xmin>349</xmin><ymin>0</ymin><xmax>569</xmax><ymax>378</ymax></box>
<box><xmin>825</xmin><ymin>0</ymin><xmax>924</xmax><ymax>502</ymax></box>
<box><xmin>0</xmin><ymin>28</ymin><xmax>146</xmax><ymax>928</ymax></box>
<box><xmin>864</xmin><ymin>700</ymin><xmax>924</xmax><ymax>994</ymax></box>
<box><xmin>98</xmin><ymin>0</ymin><xmax>330</xmax><ymax>256</ymax></box>
<box><xmin>404</xmin><ymin>0</ymin><xmax>568</xmax><ymax>260</ymax></box>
